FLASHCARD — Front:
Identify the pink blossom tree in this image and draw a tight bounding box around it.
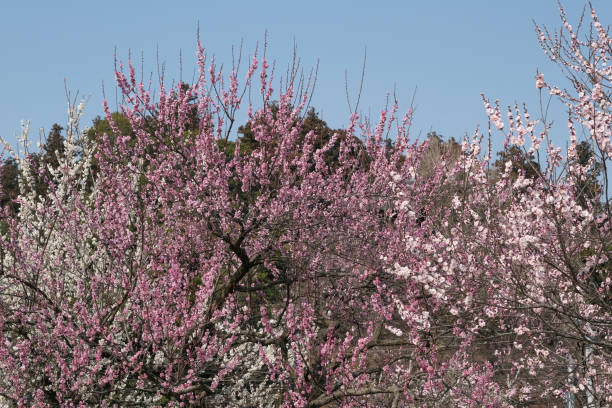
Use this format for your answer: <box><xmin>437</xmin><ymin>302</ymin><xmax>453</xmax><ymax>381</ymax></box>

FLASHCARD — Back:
<box><xmin>0</xmin><ymin>39</ymin><xmax>491</xmax><ymax>407</ymax></box>
<box><xmin>394</xmin><ymin>3</ymin><xmax>612</xmax><ymax>406</ymax></box>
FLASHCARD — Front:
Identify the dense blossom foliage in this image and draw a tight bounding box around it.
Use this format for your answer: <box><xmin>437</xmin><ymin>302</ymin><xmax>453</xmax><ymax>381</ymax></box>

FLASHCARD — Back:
<box><xmin>0</xmin><ymin>3</ymin><xmax>610</xmax><ymax>407</ymax></box>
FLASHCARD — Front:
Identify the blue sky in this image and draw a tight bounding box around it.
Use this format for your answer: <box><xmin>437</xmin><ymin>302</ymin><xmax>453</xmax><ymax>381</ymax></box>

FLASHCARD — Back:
<box><xmin>2</xmin><ymin>1</ymin><xmax>611</xmax><ymax>153</ymax></box>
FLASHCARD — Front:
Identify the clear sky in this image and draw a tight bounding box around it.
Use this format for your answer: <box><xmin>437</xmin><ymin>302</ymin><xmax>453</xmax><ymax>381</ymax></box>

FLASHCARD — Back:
<box><xmin>2</xmin><ymin>0</ymin><xmax>611</xmax><ymax>153</ymax></box>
